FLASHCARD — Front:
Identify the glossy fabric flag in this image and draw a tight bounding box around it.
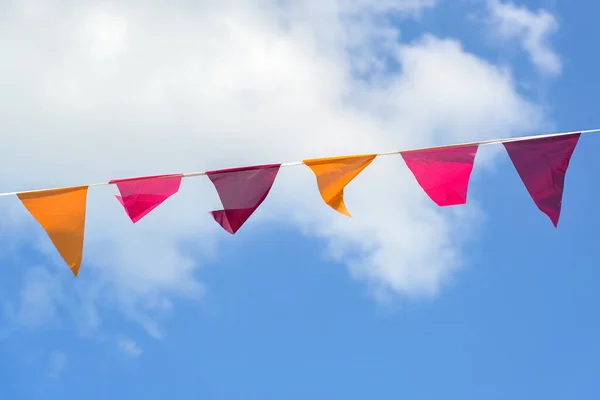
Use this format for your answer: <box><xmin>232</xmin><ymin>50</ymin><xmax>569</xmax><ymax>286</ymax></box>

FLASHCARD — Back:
<box><xmin>110</xmin><ymin>174</ymin><xmax>183</xmax><ymax>223</ymax></box>
<box><xmin>207</xmin><ymin>164</ymin><xmax>281</xmax><ymax>234</ymax></box>
<box><xmin>401</xmin><ymin>145</ymin><xmax>479</xmax><ymax>206</ymax></box>
<box><xmin>304</xmin><ymin>154</ymin><xmax>376</xmax><ymax>216</ymax></box>
<box><xmin>504</xmin><ymin>133</ymin><xmax>580</xmax><ymax>227</ymax></box>
<box><xmin>18</xmin><ymin>186</ymin><xmax>88</xmax><ymax>276</ymax></box>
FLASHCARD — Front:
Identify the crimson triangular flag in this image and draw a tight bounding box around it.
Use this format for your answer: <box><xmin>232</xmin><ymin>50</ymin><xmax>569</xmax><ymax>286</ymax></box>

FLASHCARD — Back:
<box><xmin>503</xmin><ymin>133</ymin><xmax>580</xmax><ymax>227</ymax></box>
<box><xmin>401</xmin><ymin>145</ymin><xmax>478</xmax><ymax>206</ymax></box>
<box><xmin>110</xmin><ymin>174</ymin><xmax>183</xmax><ymax>223</ymax></box>
<box><xmin>206</xmin><ymin>164</ymin><xmax>281</xmax><ymax>234</ymax></box>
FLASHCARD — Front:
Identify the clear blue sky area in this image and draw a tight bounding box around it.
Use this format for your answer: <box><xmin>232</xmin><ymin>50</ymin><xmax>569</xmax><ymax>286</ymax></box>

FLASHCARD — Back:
<box><xmin>2</xmin><ymin>1</ymin><xmax>600</xmax><ymax>399</ymax></box>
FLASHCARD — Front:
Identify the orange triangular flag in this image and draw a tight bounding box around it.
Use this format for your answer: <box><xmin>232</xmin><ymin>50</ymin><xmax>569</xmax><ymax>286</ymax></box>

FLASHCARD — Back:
<box><xmin>18</xmin><ymin>186</ymin><xmax>88</xmax><ymax>276</ymax></box>
<box><xmin>304</xmin><ymin>154</ymin><xmax>376</xmax><ymax>216</ymax></box>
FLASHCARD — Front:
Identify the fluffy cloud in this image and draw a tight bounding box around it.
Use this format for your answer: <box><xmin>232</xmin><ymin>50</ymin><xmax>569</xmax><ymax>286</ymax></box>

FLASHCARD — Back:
<box><xmin>48</xmin><ymin>351</ymin><xmax>68</xmax><ymax>378</ymax></box>
<box><xmin>486</xmin><ymin>0</ymin><xmax>561</xmax><ymax>75</ymax></box>
<box><xmin>118</xmin><ymin>337</ymin><xmax>143</xmax><ymax>358</ymax></box>
<box><xmin>13</xmin><ymin>267</ymin><xmax>63</xmax><ymax>330</ymax></box>
<box><xmin>0</xmin><ymin>0</ymin><xmax>544</xmax><ymax>335</ymax></box>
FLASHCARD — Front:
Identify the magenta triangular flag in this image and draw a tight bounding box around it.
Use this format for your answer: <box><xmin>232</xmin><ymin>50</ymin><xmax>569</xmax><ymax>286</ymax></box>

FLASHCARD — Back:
<box><xmin>401</xmin><ymin>145</ymin><xmax>478</xmax><ymax>206</ymax></box>
<box><xmin>503</xmin><ymin>133</ymin><xmax>580</xmax><ymax>227</ymax></box>
<box><xmin>206</xmin><ymin>164</ymin><xmax>281</xmax><ymax>234</ymax></box>
<box><xmin>110</xmin><ymin>174</ymin><xmax>183</xmax><ymax>223</ymax></box>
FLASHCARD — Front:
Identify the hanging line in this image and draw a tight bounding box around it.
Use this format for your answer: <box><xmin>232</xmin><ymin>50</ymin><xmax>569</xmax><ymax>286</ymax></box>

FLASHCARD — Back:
<box><xmin>0</xmin><ymin>127</ymin><xmax>597</xmax><ymax>198</ymax></box>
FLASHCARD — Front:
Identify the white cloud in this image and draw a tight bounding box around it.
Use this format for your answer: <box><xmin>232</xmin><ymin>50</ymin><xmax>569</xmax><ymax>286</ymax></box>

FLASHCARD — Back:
<box><xmin>486</xmin><ymin>0</ymin><xmax>561</xmax><ymax>75</ymax></box>
<box><xmin>0</xmin><ymin>0</ymin><xmax>545</xmax><ymax>335</ymax></box>
<box><xmin>0</xmin><ymin>265</ymin><xmax>102</xmax><ymax>338</ymax></box>
<box><xmin>48</xmin><ymin>351</ymin><xmax>67</xmax><ymax>378</ymax></box>
<box><xmin>14</xmin><ymin>267</ymin><xmax>63</xmax><ymax>330</ymax></box>
<box><xmin>118</xmin><ymin>338</ymin><xmax>143</xmax><ymax>358</ymax></box>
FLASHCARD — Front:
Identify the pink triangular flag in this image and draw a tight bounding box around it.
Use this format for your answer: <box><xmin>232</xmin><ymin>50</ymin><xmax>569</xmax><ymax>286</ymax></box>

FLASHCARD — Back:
<box><xmin>503</xmin><ymin>133</ymin><xmax>580</xmax><ymax>227</ymax></box>
<box><xmin>206</xmin><ymin>164</ymin><xmax>281</xmax><ymax>234</ymax></box>
<box><xmin>401</xmin><ymin>145</ymin><xmax>479</xmax><ymax>206</ymax></box>
<box><xmin>110</xmin><ymin>174</ymin><xmax>183</xmax><ymax>223</ymax></box>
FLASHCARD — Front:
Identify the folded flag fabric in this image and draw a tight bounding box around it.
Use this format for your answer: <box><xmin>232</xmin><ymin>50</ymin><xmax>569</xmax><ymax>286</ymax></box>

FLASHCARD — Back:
<box><xmin>207</xmin><ymin>164</ymin><xmax>281</xmax><ymax>234</ymax></box>
<box><xmin>304</xmin><ymin>154</ymin><xmax>376</xmax><ymax>216</ymax></box>
<box><xmin>111</xmin><ymin>174</ymin><xmax>183</xmax><ymax>223</ymax></box>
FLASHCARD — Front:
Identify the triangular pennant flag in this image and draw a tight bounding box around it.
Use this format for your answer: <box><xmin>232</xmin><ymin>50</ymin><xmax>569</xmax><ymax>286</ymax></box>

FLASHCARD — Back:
<box><xmin>18</xmin><ymin>186</ymin><xmax>88</xmax><ymax>276</ymax></box>
<box><xmin>504</xmin><ymin>133</ymin><xmax>580</xmax><ymax>227</ymax></box>
<box><xmin>207</xmin><ymin>164</ymin><xmax>281</xmax><ymax>234</ymax></box>
<box><xmin>401</xmin><ymin>145</ymin><xmax>479</xmax><ymax>206</ymax></box>
<box><xmin>304</xmin><ymin>154</ymin><xmax>376</xmax><ymax>216</ymax></box>
<box><xmin>110</xmin><ymin>174</ymin><xmax>183</xmax><ymax>223</ymax></box>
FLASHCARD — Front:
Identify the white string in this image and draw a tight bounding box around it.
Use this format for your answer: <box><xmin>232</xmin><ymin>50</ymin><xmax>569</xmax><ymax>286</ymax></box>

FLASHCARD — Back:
<box><xmin>1</xmin><ymin>128</ymin><xmax>597</xmax><ymax>198</ymax></box>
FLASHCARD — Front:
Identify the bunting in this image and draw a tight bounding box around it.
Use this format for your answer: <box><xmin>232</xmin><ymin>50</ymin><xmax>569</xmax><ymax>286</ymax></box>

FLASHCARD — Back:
<box><xmin>401</xmin><ymin>146</ymin><xmax>478</xmax><ymax>206</ymax></box>
<box><xmin>304</xmin><ymin>154</ymin><xmax>376</xmax><ymax>216</ymax></box>
<box><xmin>18</xmin><ymin>186</ymin><xmax>88</xmax><ymax>276</ymax></box>
<box><xmin>206</xmin><ymin>164</ymin><xmax>281</xmax><ymax>234</ymax></box>
<box><xmin>111</xmin><ymin>174</ymin><xmax>183</xmax><ymax>223</ymax></box>
<box><xmin>1</xmin><ymin>128</ymin><xmax>595</xmax><ymax>276</ymax></box>
<box><xmin>504</xmin><ymin>133</ymin><xmax>580</xmax><ymax>227</ymax></box>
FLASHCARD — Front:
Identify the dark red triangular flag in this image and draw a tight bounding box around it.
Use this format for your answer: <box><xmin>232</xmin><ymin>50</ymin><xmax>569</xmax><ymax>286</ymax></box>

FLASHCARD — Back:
<box><xmin>401</xmin><ymin>145</ymin><xmax>478</xmax><ymax>206</ymax></box>
<box><xmin>206</xmin><ymin>164</ymin><xmax>281</xmax><ymax>234</ymax></box>
<box><xmin>503</xmin><ymin>133</ymin><xmax>580</xmax><ymax>227</ymax></box>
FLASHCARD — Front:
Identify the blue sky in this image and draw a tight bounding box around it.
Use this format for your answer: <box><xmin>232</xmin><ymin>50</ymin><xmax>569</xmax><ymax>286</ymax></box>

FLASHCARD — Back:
<box><xmin>1</xmin><ymin>0</ymin><xmax>600</xmax><ymax>399</ymax></box>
